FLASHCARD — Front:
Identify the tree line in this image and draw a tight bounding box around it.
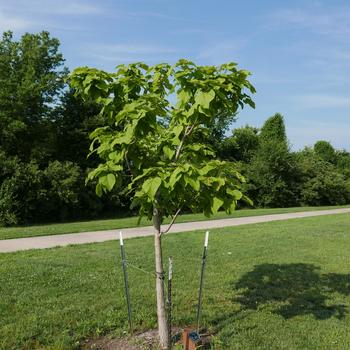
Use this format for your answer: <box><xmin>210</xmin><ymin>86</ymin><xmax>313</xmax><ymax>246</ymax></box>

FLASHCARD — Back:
<box><xmin>219</xmin><ymin>115</ymin><xmax>350</xmax><ymax>208</ymax></box>
<box><xmin>0</xmin><ymin>31</ymin><xmax>349</xmax><ymax>226</ymax></box>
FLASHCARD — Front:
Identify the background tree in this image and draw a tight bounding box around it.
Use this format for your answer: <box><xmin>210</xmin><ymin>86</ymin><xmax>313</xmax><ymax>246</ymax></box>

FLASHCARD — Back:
<box><xmin>0</xmin><ymin>31</ymin><xmax>133</xmax><ymax>226</ymax></box>
<box><xmin>244</xmin><ymin>113</ymin><xmax>299</xmax><ymax>207</ymax></box>
<box><xmin>218</xmin><ymin>125</ymin><xmax>259</xmax><ymax>162</ymax></box>
<box><xmin>0</xmin><ymin>31</ymin><xmax>67</xmax><ymax>162</ymax></box>
<box><xmin>70</xmin><ymin>60</ymin><xmax>255</xmax><ymax>349</ymax></box>
<box><xmin>259</xmin><ymin>112</ymin><xmax>287</xmax><ymax>143</ymax></box>
<box><xmin>52</xmin><ymin>89</ymin><xmax>101</xmax><ymax>166</ymax></box>
<box><xmin>336</xmin><ymin>150</ymin><xmax>350</xmax><ymax>179</ymax></box>
<box><xmin>314</xmin><ymin>140</ymin><xmax>336</xmax><ymax>164</ymax></box>
<box><xmin>296</xmin><ymin>147</ymin><xmax>350</xmax><ymax>205</ymax></box>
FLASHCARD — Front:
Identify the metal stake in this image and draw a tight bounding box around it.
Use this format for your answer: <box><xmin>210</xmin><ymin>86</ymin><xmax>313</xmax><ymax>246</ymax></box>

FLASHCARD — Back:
<box><xmin>196</xmin><ymin>231</ymin><xmax>209</xmax><ymax>332</ymax></box>
<box><xmin>119</xmin><ymin>231</ymin><xmax>133</xmax><ymax>334</ymax></box>
<box><xmin>167</xmin><ymin>256</ymin><xmax>173</xmax><ymax>350</ymax></box>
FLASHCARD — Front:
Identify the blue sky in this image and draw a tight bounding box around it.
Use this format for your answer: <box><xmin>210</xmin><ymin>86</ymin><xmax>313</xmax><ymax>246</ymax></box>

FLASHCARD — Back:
<box><xmin>1</xmin><ymin>0</ymin><xmax>349</xmax><ymax>150</ymax></box>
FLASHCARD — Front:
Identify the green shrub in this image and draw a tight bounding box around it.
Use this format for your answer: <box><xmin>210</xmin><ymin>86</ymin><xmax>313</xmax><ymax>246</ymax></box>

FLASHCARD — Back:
<box><xmin>297</xmin><ymin>149</ymin><xmax>350</xmax><ymax>206</ymax></box>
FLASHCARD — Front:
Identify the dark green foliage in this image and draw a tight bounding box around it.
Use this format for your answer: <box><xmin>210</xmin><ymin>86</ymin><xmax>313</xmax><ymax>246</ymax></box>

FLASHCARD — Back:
<box><xmin>0</xmin><ymin>158</ymin><xmax>79</xmax><ymax>225</ymax></box>
<box><xmin>0</xmin><ymin>153</ymin><xmax>131</xmax><ymax>226</ymax></box>
<box><xmin>219</xmin><ymin>113</ymin><xmax>350</xmax><ymax>208</ymax></box>
<box><xmin>297</xmin><ymin>148</ymin><xmax>350</xmax><ymax>206</ymax></box>
<box><xmin>218</xmin><ymin>125</ymin><xmax>259</xmax><ymax>161</ymax></box>
<box><xmin>52</xmin><ymin>89</ymin><xmax>101</xmax><ymax>166</ymax></box>
<box><xmin>314</xmin><ymin>140</ymin><xmax>336</xmax><ymax>164</ymax></box>
<box><xmin>0</xmin><ymin>31</ymin><xmax>131</xmax><ymax>226</ymax></box>
<box><xmin>245</xmin><ymin>140</ymin><xmax>299</xmax><ymax>207</ymax></box>
<box><xmin>0</xmin><ymin>31</ymin><xmax>67</xmax><ymax>161</ymax></box>
<box><xmin>260</xmin><ymin>113</ymin><xmax>287</xmax><ymax>143</ymax></box>
<box><xmin>241</xmin><ymin>114</ymin><xmax>299</xmax><ymax>207</ymax></box>
<box><xmin>336</xmin><ymin>150</ymin><xmax>350</xmax><ymax>179</ymax></box>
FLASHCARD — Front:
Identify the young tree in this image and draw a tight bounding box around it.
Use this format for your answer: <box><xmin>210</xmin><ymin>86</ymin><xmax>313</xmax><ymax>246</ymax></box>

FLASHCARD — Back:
<box><xmin>70</xmin><ymin>60</ymin><xmax>255</xmax><ymax>349</ymax></box>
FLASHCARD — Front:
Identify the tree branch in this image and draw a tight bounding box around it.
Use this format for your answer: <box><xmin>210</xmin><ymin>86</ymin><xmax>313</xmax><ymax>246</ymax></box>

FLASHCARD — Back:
<box><xmin>125</xmin><ymin>150</ymin><xmax>133</xmax><ymax>180</ymax></box>
<box><xmin>174</xmin><ymin>126</ymin><xmax>189</xmax><ymax>161</ymax></box>
<box><xmin>160</xmin><ymin>207</ymin><xmax>181</xmax><ymax>235</ymax></box>
<box><xmin>174</xmin><ymin>124</ymin><xmax>196</xmax><ymax>161</ymax></box>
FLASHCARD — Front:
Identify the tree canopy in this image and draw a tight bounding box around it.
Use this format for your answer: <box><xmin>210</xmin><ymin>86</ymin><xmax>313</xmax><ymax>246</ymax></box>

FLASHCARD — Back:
<box><xmin>70</xmin><ymin>60</ymin><xmax>256</xmax><ymax>222</ymax></box>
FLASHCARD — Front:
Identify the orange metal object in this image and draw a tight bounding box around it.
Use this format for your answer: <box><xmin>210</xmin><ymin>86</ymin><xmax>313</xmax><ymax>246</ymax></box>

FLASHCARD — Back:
<box><xmin>182</xmin><ymin>328</ymin><xmax>201</xmax><ymax>350</ymax></box>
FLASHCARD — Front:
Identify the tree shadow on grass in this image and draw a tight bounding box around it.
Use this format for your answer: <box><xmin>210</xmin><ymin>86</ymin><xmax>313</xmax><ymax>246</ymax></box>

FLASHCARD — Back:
<box><xmin>234</xmin><ymin>263</ymin><xmax>350</xmax><ymax>320</ymax></box>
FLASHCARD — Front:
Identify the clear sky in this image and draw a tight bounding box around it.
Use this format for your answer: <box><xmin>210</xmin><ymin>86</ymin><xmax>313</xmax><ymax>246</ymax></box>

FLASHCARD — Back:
<box><xmin>1</xmin><ymin>0</ymin><xmax>349</xmax><ymax>150</ymax></box>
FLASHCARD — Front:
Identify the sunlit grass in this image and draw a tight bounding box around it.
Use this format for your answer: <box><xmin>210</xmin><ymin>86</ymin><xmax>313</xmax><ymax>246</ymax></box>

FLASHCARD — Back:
<box><xmin>1</xmin><ymin>213</ymin><xmax>350</xmax><ymax>349</ymax></box>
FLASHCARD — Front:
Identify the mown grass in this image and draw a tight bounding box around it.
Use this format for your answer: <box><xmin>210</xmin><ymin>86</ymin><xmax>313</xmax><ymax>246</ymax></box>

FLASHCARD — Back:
<box><xmin>0</xmin><ymin>205</ymin><xmax>349</xmax><ymax>240</ymax></box>
<box><xmin>1</xmin><ymin>213</ymin><xmax>350</xmax><ymax>349</ymax></box>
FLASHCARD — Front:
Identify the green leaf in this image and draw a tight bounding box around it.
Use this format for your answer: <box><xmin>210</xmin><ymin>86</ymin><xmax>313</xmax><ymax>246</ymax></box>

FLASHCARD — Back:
<box><xmin>95</xmin><ymin>183</ymin><xmax>103</xmax><ymax>197</ymax></box>
<box><xmin>99</xmin><ymin>173</ymin><xmax>117</xmax><ymax>191</ymax></box>
<box><xmin>226</xmin><ymin>200</ymin><xmax>236</xmax><ymax>214</ymax></box>
<box><xmin>212</xmin><ymin>197</ymin><xmax>224</xmax><ymax>214</ymax></box>
<box><xmin>176</xmin><ymin>89</ymin><xmax>191</xmax><ymax>107</ymax></box>
<box><xmin>108</xmin><ymin>164</ymin><xmax>123</xmax><ymax>172</ymax></box>
<box><xmin>172</xmin><ymin>125</ymin><xmax>183</xmax><ymax>138</ymax></box>
<box><xmin>195</xmin><ymin>89</ymin><xmax>215</xmax><ymax>109</ymax></box>
<box><xmin>226</xmin><ymin>188</ymin><xmax>243</xmax><ymax>200</ymax></box>
<box><xmin>142</xmin><ymin>177</ymin><xmax>162</xmax><ymax>200</ymax></box>
<box><xmin>163</xmin><ymin>146</ymin><xmax>175</xmax><ymax>160</ymax></box>
<box><xmin>169</xmin><ymin>167</ymin><xmax>183</xmax><ymax>189</ymax></box>
<box><xmin>106</xmin><ymin>173</ymin><xmax>116</xmax><ymax>191</ymax></box>
<box><xmin>184</xmin><ymin>175</ymin><xmax>200</xmax><ymax>191</ymax></box>
<box><xmin>198</xmin><ymin>163</ymin><xmax>217</xmax><ymax>176</ymax></box>
<box><xmin>112</xmin><ymin>125</ymin><xmax>135</xmax><ymax>145</ymax></box>
<box><xmin>242</xmin><ymin>194</ymin><xmax>253</xmax><ymax>206</ymax></box>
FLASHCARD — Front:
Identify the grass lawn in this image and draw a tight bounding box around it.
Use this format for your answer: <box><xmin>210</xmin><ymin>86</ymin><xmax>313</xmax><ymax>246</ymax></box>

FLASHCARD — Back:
<box><xmin>0</xmin><ymin>205</ymin><xmax>349</xmax><ymax>241</ymax></box>
<box><xmin>1</xmin><ymin>213</ymin><xmax>350</xmax><ymax>349</ymax></box>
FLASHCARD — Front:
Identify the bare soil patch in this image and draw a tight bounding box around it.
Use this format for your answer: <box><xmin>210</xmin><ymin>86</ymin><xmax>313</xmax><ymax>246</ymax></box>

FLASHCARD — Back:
<box><xmin>81</xmin><ymin>329</ymin><xmax>170</xmax><ymax>350</ymax></box>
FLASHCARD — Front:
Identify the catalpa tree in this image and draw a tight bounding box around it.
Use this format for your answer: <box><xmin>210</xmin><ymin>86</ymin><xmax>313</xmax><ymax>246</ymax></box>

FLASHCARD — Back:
<box><xmin>70</xmin><ymin>59</ymin><xmax>255</xmax><ymax>349</ymax></box>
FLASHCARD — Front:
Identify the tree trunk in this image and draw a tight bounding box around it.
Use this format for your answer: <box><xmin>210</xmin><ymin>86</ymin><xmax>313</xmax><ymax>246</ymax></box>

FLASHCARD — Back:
<box><xmin>153</xmin><ymin>205</ymin><xmax>169</xmax><ymax>350</ymax></box>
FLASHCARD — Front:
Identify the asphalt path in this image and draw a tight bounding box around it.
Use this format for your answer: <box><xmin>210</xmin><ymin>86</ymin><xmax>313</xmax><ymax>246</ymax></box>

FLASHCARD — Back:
<box><xmin>0</xmin><ymin>208</ymin><xmax>349</xmax><ymax>253</ymax></box>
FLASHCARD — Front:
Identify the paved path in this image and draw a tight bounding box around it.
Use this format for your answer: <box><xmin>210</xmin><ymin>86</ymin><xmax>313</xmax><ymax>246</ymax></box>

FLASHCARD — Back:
<box><xmin>1</xmin><ymin>208</ymin><xmax>349</xmax><ymax>253</ymax></box>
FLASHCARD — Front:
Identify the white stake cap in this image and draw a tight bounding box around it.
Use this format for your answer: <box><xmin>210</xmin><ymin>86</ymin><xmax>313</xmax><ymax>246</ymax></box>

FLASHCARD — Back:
<box><xmin>168</xmin><ymin>257</ymin><xmax>173</xmax><ymax>280</ymax></box>
<box><xmin>119</xmin><ymin>231</ymin><xmax>124</xmax><ymax>245</ymax></box>
<box><xmin>204</xmin><ymin>231</ymin><xmax>209</xmax><ymax>248</ymax></box>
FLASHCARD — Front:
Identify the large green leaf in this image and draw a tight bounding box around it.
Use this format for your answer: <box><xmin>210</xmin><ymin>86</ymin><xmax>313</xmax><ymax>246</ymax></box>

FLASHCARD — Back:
<box><xmin>212</xmin><ymin>196</ymin><xmax>224</xmax><ymax>214</ymax></box>
<box><xmin>163</xmin><ymin>146</ymin><xmax>175</xmax><ymax>160</ymax></box>
<box><xmin>106</xmin><ymin>173</ymin><xmax>116</xmax><ymax>191</ymax></box>
<box><xmin>184</xmin><ymin>175</ymin><xmax>200</xmax><ymax>191</ymax></box>
<box><xmin>195</xmin><ymin>89</ymin><xmax>215</xmax><ymax>109</ymax></box>
<box><xmin>168</xmin><ymin>167</ymin><xmax>183</xmax><ymax>189</ymax></box>
<box><xmin>142</xmin><ymin>177</ymin><xmax>162</xmax><ymax>200</ymax></box>
<box><xmin>198</xmin><ymin>163</ymin><xmax>217</xmax><ymax>176</ymax></box>
<box><xmin>99</xmin><ymin>173</ymin><xmax>116</xmax><ymax>191</ymax></box>
<box><xmin>95</xmin><ymin>183</ymin><xmax>103</xmax><ymax>197</ymax></box>
<box><xmin>226</xmin><ymin>188</ymin><xmax>243</xmax><ymax>200</ymax></box>
<box><xmin>176</xmin><ymin>89</ymin><xmax>191</xmax><ymax>107</ymax></box>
